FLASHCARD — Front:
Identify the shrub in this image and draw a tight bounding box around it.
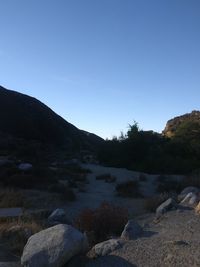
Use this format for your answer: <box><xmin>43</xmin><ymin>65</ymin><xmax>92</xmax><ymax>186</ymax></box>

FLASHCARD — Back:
<box><xmin>96</xmin><ymin>173</ymin><xmax>116</xmax><ymax>183</ymax></box>
<box><xmin>144</xmin><ymin>192</ymin><xmax>177</xmax><ymax>212</ymax></box>
<box><xmin>48</xmin><ymin>183</ymin><xmax>76</xmax><ymax>201</ymax></box>
<box><xmin>0</xmin><ymin>219</ymin><xmax>43</xmax><ymax>255</ymax></box>
<box><xmin>0</xmin><ymin>188</ymin><xmax>25</xmax><ymax>208</ymax></box>
<box><xmin>139</xmin><ymin>174</ymin><xmax>147</xmax><ymax>182</ymax></box>
<box><xmin>115</xmin><ymin>180</ymin><xmax>140</xmax><ymax>197</ymax></box>
<box><xmin>75</xmin><ymin>202</ymin><xmax>128</xmax><ymax>244</ymax></box>
<box><xmin>156</xmin><ymin>178</ymin><xmax>182</xmax><ymax>194</ymax></box>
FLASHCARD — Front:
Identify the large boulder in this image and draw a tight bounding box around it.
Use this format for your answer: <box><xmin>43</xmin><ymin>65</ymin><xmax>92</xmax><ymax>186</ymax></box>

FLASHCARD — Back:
<box><xmin>47</xmin><ymin>208</ymin><xmax>70</xmax><ymax>226</ymax></box>
<box><xmin>156</xmin><ymin>198</ymin><xmax>177</xmax><ymax>218</ymax></box>
<box><xmin>90</xmin><ymin>239</ymin><xmax>124</xmax><ymax>257</ymax></box>
<box><xmin>21</xmin><ymin>224</ymin><xmax>88</xmax><ymax>267</ymax></box>
<box><xmin>121</xmin><ymin>220</ymin><xmax>143</xmax><ymax>240</ymax></box>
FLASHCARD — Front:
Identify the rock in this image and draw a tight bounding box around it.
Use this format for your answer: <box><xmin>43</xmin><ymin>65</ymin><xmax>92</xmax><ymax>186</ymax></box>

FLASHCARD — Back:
<box><xmin>195</xmin><ymin>201</ymin><xmax>200</xmax><ymax>214</ymax></box>
<box><xmin>47</xmin><ymin>208</ymin><xmax>70</xmax><ymax>226</ymax></box>
<box><xmin>0</xmin><ymin>159</ymin><xmax>13</xmax><ymax>167</ymax></box>
<box><xmin>91</xmin><ymin>239</ymin><xmax>123</xmax><ymax>257</ymax></box>
<box><xmin>178</xmin><ymin>187</ymin><xmax>199</xmax><ymax>201</ymax></box>
<box><xmin>156</xmin><ymin>198</ymin><xmax>177</xmax><ymax>217</ymax></box>
<box><xmin>21</xmin><ymin>224</ymin><xmax>88</xmax><ymax>267</ymax></box>
<box><xmin>181</xmin><ymin>192</ymin><xmax>199</xmax><ymax>205</ymax></box>
<box><xmin>0</xmin><ymin>263</ymin><xmax>21</xmax><ymax>267</ymax></box>
<box><xmin>18</xmin><ymin>163</ymin><xmax>33</xmax><ymax>171</ymax></box>
<box><xmin>121</xmin><ymin>220</ymin><xmax>143</xmax><ymax>240</ymax></box>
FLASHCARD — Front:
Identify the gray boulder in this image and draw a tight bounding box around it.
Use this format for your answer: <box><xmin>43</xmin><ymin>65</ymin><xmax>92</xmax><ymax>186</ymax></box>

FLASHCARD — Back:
<box><xmin>121</xmin><ymin>220</ymin><xmax>143</xmax><ymax>240</ymax></box>
<box><xmin>47</xmin><ymin>208</ymin><xmax>70</xmax><ymax>226</ymax></box>
<box><xmin>21</xmin><ymin>224</ymin><xmax>88</xmax><ymax>267</ymax></box>
<box><xmin>156</xmin><ymin>198</ymin><xmax>177</xmax><ymax>217</ymax></box>
<box><xmin>92</xmin><ymin>239</ymin><xmax>123</xmax><ymax>257</ymax></box>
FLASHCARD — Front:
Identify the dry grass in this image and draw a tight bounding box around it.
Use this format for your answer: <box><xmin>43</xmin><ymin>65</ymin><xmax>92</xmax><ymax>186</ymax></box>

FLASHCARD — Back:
<box><xmin>0</xmin><ymin>188</ymin><xmax>25</xmax><ymax>208</ymax></box>
<box><xmin>0</xmin><ymin>218</ymin><xmax>44</xmax><ymax>256</ymax></box>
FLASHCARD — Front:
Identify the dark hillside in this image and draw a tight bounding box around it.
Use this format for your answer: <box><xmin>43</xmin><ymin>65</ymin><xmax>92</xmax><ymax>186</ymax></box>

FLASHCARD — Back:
<box><xmin>0</xmin><ymin>86</ymin><xmax>103</xmax><ymax>151</ymax></box>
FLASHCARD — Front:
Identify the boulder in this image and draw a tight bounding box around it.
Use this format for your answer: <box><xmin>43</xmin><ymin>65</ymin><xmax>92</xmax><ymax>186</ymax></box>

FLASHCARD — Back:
<box><xmin>178</xmin><ymin>187</ymin><xmax>199</xmax><ymax>201</ymax></box>
<box><xmin>156</xmin><ymin>198</ymin><xmax>177</xmax><ymax>217</ymax></box>
<box><xmin>91</xmin><ymin>239</ymin><xmax>123</xmax><ymax>257</ymax></box>
<box><xmin>21</xmin><ymin>224</ymin><xmax>88</xmax><ymax>267</ymax></box>
<box><xmin>181</xmin><ymin>192</ymin><xmax>199</xmax><ymax>206</ymax></box>
<box><xmin>121</xmin><ymin>220</ymin><xmax>143</xmax><ymax>240</ymax></box>
<box><xmin>18</xmin><ymin>163</ymin><xmax>33</xmax><ymax>171</ymax></box>
<box><xmin>47</xmin><ymin>208</ymin><xmax>70</xmax><ymax>226</ymax></box>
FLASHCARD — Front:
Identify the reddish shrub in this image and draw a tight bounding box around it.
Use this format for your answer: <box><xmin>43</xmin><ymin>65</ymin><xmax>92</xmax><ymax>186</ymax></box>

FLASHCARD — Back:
<box><xmin>75</xmin><ymin>202</ymin><xmax>128</xmax><ymax>243</ymax></box>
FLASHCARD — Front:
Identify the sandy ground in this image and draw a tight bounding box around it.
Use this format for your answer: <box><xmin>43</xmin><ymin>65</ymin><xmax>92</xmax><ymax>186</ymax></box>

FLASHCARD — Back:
<box><xmin>86</xmin><ymin>208</ymin><xmax>200</xmax><ymax>267</ymax></box>
<box><xmin>64</xmin><ymin>164</ymin><xmax>158</xmax><ymax>219</ymax></box>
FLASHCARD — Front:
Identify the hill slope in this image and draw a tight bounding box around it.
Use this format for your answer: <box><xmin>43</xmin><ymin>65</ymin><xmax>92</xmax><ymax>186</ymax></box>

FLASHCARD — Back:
<box><xmin>0</xmin><ymin>86</ymin><xmax>103</xmax><ymax>151</ymax></box>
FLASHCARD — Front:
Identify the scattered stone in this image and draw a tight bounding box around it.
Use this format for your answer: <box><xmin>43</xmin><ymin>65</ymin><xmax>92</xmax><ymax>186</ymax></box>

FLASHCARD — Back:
<box><xmin>181</xmin><ymin>192</ymin><xmax>199</xmax><ymax>206</ymax></box>
<box><xmin>178</xmin><ymin>187</ymin><xmax>199</xmax><ymax>201</ymax></box>
<box><xmin>47</xmin><ymin>208</ymin><xmax>70</xmax><ymax>226</ymax></box>
<box><xmin>21</xmin><ymin>224</ymin><xmax>89</xmax><ymax>267</ymax></box>
<box><xmin>18</xmin><ymin>163</ymin><xmax>33</xmax><ymax>171</ymax></box>
<box><xmin>90</xmin><ymin>239</ymin><xmax>124</xmax><ymax>257</ymax></box>
<box><xmin>156</xmin><ymin>198</ymin><xmax>177</xmax><ymax>218</ymax></box>
<box><xmin>165</xmin><ymin>240</ymin><xmax>189</xmax><ymax>246</ymax></box>
<box><xmin>121</xmin><ymin>220</ymin><xmax>143</xmax><ymax>240</ymax></box>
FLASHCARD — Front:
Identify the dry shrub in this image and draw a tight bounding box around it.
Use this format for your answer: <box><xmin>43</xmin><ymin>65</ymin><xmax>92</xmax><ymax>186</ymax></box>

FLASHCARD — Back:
<box><xmin>0</xmin><ymin>218</ymin><xmax>43</xmax><ymax>255</ymax></box>
<box><xmin>115</xmin><ymin>180</ymin><xmax>141</xmax><ymax>198</ymax></box>
<box><xmin>144</xmin><ymin>192</ymin><xmax>176</xmax><ymax>212</ymax></box>
<box><xmin>182</xmin><ymin>173</ymin><xmax>200</xmax><ymax>188</ymax></box>
<box><xmin>75</xmin><ymin>202</ymin><xmax>128</xmax><ymax>244</ymax></box>
<box><xmin>0</xmin><ymin>188</ymin><xmax>25</xmax><ymax>208</ymax></box>
<box><xmin>96</xmin><ymin>173</ymin><xmax>116</xmax><ymax>183</ymax></box>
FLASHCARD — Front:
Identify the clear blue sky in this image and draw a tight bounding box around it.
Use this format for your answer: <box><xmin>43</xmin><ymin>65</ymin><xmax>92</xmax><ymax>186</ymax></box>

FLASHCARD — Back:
<box><xmin>0</xmin><ymin>0</ymin><xmax>200</xmax><ymax>139</ymax></box>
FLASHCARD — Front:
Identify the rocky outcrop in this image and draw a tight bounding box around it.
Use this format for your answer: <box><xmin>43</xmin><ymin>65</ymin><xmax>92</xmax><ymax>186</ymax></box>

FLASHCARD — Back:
<box><xmin>21</xmin><ymin>224</ymin><xmax>88</xmax><ymax>267</ymax></box>
<box><xmin>163</xmin><ymin>110</ymin><xmax>200</xmax><ymax>137</ymax></box>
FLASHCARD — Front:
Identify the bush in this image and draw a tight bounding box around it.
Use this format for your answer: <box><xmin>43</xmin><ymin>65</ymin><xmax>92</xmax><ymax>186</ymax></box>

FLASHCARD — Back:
<box><xmin>0</xmin><ymin>188</ymin><xmax>25</xmax><ymax>208</ymax></box>
<box><xmin>96</xmin><ymin>173</ymin><xmax>116</xmax><ymax>183</ymax></box>
<box><xmin>156</xmin><ymin>176</ymin><xmax>182</xmax><ymax>194</ymax></box>
<box><xmin>115</xmin><ymin>180</ymin><xmax>140</xmax><ymax>197</ymax></box>
<box><xmin>144</xmin><ymin>193</ymin><xmax>176</xmax><ymax>212</ymax></box>
<box><xmin>48</xmin><ymin>183</ymin><xmax>76</xmax><ymax>201</ymax></box>
<box><xmin>0</xmin><ymin>219</ymin><xmax>43</xmax><ymax>255</ymax></box>
<box><xmin>75</xmin><ymin>202</ymin><xmax>128</xmax><ymax>244</ymax></box>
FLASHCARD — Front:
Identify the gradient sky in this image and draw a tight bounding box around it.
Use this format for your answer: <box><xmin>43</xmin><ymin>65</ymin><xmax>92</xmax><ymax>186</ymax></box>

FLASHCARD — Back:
<box><xmin>0</xmin><ymin>0</ymin><xmax>200</xmax><ymax>139</ymax></box>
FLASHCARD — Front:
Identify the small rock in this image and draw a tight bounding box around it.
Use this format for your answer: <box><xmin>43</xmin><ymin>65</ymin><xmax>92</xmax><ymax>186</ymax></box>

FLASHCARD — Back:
<box><xmin>47</xmin><ymin>208</ymin><xmax>70</xmax><ymax>226</ymax></box>
<box><xmin>18</xmin><ymin>163</ymin><xmax>33</xmax><ymax>171</ymax></box>
<box><xmin>121</xmin><ymin>220</ymin><xmax>143</xmax><ymax>240</ymax></box>
<box><xmin>181</xmin><ymin>192</ymin><xmax>199</xmax><ymax>206</ymax></box>
<box><xmin>156</xmin><ymin>198</ymin><xmax>177</xmax><ymax>218</ymax></box>
<box><xmin>21</xmin><ymin>224</ymin><xmax>89</xmax><ymax>267</ymax></box>
<box><xmin>91</xmin><ymin>239</ymin><xmax>123</xmax><ymax>257</ymax></box>
<box><xmin>178</xmin><ymin>187</ymin><xmax>199</xmax><ymax>201</ymax></box>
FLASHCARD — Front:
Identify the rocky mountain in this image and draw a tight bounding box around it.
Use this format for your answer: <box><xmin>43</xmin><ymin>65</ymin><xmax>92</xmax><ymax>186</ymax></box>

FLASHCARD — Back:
<box><xmin>163</xmin><ymin>110</ymin><xmax>200</xmax><ymax>137</ymax></box>
<box><xmin>0</xmin><ymin>85</ymin><xmax>104</xmax><ymax>152</ymax></box>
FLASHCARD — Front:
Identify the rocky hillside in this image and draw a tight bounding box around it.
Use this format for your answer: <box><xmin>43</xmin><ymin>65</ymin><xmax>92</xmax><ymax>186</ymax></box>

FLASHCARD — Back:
<box><xmin>163</xmin><ymin>110</ymin><xmax>200</xmax><ymax>137</ymax></box>
<box><xmin>0</xmin><ymin>86</ymin><xmax>103</xmax><ymax>152</ymax></box>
